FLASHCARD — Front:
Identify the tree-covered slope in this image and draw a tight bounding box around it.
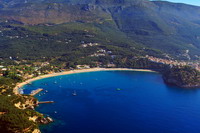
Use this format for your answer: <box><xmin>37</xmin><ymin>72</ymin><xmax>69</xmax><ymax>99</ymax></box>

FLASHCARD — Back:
<box><xmin>0</xmin><ymin>0</ymin><xmax>200</xmax><ymax>59</ymax></box>
<box><xmin>0</xmin><ymin>20</ymin><xmax>163</xmax><ymax>61</ymax></box>
<box><xmin>109</xmin><ymin>1</ymin><xmax>200</xmax><ymax>59</ymax></box>
<box><xmin>163</xmin><ymin>66</ymin><xmax>200</xmax><ymax>88</ymax></box>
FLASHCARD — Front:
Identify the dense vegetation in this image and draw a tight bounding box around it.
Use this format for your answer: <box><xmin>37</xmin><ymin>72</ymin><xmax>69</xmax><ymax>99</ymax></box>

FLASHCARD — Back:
<box><xmin>163</xmin><ymin>66</ymin><xmax>200</xmax><ymax>88</ymax></box>
<box><xmin>0</xmin><ymin>0</ymin><xmax>200</xmax><ymax>132</ymax></box>
<box><xmin>0</xmin><ymin>0</ymin><xmax>200</xmax><ymax>59</ymax></box>
<box><xmin>0</xmin><ymin>20</ymin><xmax>163</xmax><ymax>62</ymax></box>
<box><xmin>0</xmin><ymin>72</ymin><xmax>42</xmax><ymax>133</ymax></box>
<box><xmin>0</xmin><ymin>95</ymin><xmax>41</xmax><ymax>133</ymax></box>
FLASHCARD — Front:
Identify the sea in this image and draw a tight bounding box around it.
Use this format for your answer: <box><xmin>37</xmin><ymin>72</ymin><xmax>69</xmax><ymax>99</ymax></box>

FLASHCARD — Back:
<box><xmin>22</xmin><ymin>70</ymin><xmax>200</xmax><ymax>133</ymax></box>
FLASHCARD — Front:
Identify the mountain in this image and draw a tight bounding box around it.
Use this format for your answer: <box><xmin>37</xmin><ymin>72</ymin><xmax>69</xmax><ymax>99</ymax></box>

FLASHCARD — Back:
<box><xmin>0</xmin><ymin>0</ymin><xmax>200</xmax><ymax>60</ymax></box>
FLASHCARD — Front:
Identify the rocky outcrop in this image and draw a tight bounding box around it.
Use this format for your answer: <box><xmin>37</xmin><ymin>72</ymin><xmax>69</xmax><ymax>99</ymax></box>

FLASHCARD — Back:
<box><xmin>14</xmin><ymin>96</ymin><xmax>37</xmax><ymax>110</ymax></box>
<box><xmin>37</xmin><ymin>116</ymin><xmax>54</xmax><ymax>124</ymax></box>
<box><xmin>12</xmin><ymin>95</ymin><xmax>54</xmax><ymax>132</ymax></box>
<box><xmin>32</xmin><ymin>129</ymin><xmax>41</xmax><ymax>133</ymax></box>
<box><xmin>163</xmin><ymin>76</ymin><xmax>200</xmax><ymax>88</ymax></box>
<box><xmin>163</xmin><ymin>66</ymin><xmax>200</xmax><ymax>88</ymax></box>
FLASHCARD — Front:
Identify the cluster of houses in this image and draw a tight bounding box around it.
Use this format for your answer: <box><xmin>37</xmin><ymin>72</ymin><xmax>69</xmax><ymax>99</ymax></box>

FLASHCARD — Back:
<box><xmin>0</xmin><ymin>65</ymin><xmax>7</xmax><ymax>76</ymax></box>
<box><xmin>81</xmin><ymin>42</ymin><xmax>99</xmax><ymax>48</ymax></box>
<box><xmin>0</xmin><ymin>61</ymin><xmax>54</xmax><ymax>80</ymax></box>
<box><xmin>76</xmin><ymin>65</ymin><xmax>90</xmax><ymax>69</ymax></box>
<box><xmin>90</xmin><ymin>49</ymin><xmax>112</xmax><ymax>57</ymax></box>
<box><xmin>147</xmin><ymin>56</ymin><xmax>187</xmax><ymax>66</ymax></box>
<box><xmin>147</xmin><ymin>55</ymin><xmax>200</xmax><ymax>71</ymax></box>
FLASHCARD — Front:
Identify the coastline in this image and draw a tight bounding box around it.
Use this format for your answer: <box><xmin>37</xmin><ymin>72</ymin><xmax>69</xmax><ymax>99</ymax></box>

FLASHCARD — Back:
<box><xmin>13</xmin><ymin>68</ymin><xmax>156</xmax><ymax>94</ymax></box>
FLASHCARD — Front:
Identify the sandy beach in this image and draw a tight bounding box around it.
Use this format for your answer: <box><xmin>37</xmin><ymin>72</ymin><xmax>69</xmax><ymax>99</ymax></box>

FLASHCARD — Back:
<box><xmin>13</xmin><ymin>68</ymin><xmax>156</xmax><ymax>94</ymax></box>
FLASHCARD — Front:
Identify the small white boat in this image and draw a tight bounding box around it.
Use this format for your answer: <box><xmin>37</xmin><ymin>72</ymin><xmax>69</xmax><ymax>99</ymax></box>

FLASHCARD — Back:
<box><xmin>72</xmin><ymin>90</ymin><xmax>77</xmax><ymax>96</ymax></box>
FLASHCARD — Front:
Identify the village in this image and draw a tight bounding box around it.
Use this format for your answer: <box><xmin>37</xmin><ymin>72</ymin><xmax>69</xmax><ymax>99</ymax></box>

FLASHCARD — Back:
<box><xmin>146</xmin><ymin>55</ymin><xmax>200</xmax><ymax>71</ymax></box>
<box><xmin>0</xmin><ymin>54</ymin><xmax>200</xmax><ymax>84</ymax></box>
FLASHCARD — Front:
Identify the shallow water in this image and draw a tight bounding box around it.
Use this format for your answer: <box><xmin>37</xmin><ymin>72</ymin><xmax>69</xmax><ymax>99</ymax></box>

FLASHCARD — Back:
<box><xmin>23</xmin><ymin>71</ymin><xmax>200</xmax><ymax>133</ymax></box>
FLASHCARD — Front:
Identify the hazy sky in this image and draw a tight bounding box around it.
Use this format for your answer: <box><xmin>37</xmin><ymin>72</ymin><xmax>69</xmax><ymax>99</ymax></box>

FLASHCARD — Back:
<box><xmin>165</xmin><ymin>0</ymin><xmax>200</xmax><ymax>6</ymax></box>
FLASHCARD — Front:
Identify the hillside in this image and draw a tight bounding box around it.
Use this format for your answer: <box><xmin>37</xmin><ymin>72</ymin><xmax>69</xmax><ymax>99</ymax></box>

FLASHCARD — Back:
<box><xmin>0</xmin><ymin>0</ymin><xmax>200</xmax><ymax>60</ymax></box>
<box><xmin>1</xmin><ymin>1</ymin><xmax>200</xmax><ymax>132</ymax></box>
<box><xmin>163</xmin><ymin>66</ymin><xmax>200</xmax><ymax>88</ymax></box>
<box><xmin>0</xmin><ymin>20</ymin><xmax>164</xmax><ymax>62</ymax></box>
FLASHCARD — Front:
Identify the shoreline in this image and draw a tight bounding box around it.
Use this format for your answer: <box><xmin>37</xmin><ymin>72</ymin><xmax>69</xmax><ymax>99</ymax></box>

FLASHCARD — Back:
<box><xmin>13</xmin><ymin>68</ymin><xmax>156</xmax><ymax>94</ymax></box>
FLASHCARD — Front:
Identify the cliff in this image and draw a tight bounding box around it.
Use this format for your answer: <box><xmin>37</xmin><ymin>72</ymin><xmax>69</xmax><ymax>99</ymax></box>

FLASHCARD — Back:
<box><xmin>163</xmin><ymin>66</ymin><xmax>200</xmax><ymax>88</ymax></box>
<box><xmin>0</xmin><ymin>94</ymin><xmax>53</xmax><ymax>133</ymax></box>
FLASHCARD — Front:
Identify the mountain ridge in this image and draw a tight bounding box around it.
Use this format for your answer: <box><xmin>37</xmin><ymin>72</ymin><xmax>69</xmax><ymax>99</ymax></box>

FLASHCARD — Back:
<box><xmin>0</xmin><ymin>0</ymin><xmax>200</xmax><ymax>59</ymax></box>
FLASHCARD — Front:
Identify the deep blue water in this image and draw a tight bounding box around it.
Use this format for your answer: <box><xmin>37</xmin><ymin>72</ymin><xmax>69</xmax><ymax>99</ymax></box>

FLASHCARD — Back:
<box><xmin>23</xmin><ymin>71</ymin><xmax>200</xmax><ymax>133</ymax></box>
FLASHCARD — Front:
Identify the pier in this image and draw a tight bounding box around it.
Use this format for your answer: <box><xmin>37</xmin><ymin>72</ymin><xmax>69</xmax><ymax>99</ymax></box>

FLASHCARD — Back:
<box><xmin>38</xmin><ymin>101</ymin><xmax>54</xmax><ymax>104</ymax></box>
<box><xmin>30</xmin><ymin>88</ymin><xmax>43</xmax><ymax>96</ymax></box>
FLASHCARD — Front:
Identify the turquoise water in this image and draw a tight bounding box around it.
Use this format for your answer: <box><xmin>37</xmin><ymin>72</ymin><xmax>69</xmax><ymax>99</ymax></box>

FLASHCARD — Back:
<box><xmin>23</xmin><ymin>71</ymin><xmax>200</xmax><ymax>133</ymax></box>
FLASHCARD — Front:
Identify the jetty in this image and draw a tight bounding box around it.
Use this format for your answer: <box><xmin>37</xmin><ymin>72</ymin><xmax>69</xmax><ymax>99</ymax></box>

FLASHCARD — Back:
<box><xmin>38</xmin><ymin>101</ymin><xmax>54</xmax><ymax>104</ymax></box>
<box><xmin>30</xmin><ymin>88</ymin><xmax>43</xmax><ymax>96</ymax></box>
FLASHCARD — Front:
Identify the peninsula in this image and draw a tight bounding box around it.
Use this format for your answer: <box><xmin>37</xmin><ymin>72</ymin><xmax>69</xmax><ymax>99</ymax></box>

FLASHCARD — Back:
<box><xmin>163</xmin><ymin>66</ymin><xmax>200</xmax><ymax>88</ymax></box>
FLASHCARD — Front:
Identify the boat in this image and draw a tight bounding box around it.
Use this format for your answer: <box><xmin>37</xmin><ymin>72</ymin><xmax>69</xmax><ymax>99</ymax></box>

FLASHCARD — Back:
<box><xmin>116</xmin><ymin>88</ymin><xmax>121</xmax><ymax>91</ymax></box>
<box><xmin>72</xmin><ymin>90</ymin><xmax>77</xmax><ymax>96</ymax></box>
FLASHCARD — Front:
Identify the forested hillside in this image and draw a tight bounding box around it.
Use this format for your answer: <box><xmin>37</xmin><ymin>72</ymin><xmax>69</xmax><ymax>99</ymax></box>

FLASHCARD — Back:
<box><xmin>0</xmin><ymin>0</ymin><xmax>200</xmax><ymax>59</ymax></box>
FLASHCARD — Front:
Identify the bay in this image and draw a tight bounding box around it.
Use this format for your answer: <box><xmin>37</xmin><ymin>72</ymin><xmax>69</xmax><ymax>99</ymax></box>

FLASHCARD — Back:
<box><xmin>23</xmin><ymin>71</ymin><xmax>200</xmax><ymax>133</ymax></box>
